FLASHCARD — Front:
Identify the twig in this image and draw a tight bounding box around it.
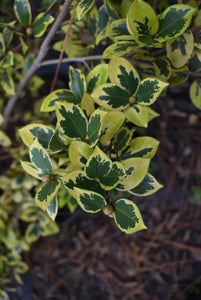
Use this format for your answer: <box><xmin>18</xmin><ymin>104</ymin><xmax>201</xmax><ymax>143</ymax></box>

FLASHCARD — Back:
<box><xmin>153</xmin><ymin>0</ymin><xmax>160</xmax><ymax>11</ymax></box>
<box><xmin>3</xmin><ymin>0</ymin><xmax>74</xmax><ymax>129</ymax></box>
<box><xmin>44</xmin><ymin>0</ymin><xmax>57</xmax><ymax>15</ymax></box>
<box><xmin>156</xmin><ymin>236</ymin><xmax>201</xmax><ymax>254</ymax></box>
<box><xmin>174</xmin><ymin>70</ymin><xmax>201</xmax><ymax>77</ymax></box>
<box><xmin>40</xmin><ymin>54</ymin><xmax>104</xmax><ymax>67</ymax></box>
<box><xmin>50</xmin><ymin>0</ymin><xmax>78</xmax><ymax>92</ymax></box>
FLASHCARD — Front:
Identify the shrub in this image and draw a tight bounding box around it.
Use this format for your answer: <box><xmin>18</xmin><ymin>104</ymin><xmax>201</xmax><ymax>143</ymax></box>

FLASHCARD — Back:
<box><xmin>1</xmin><ymin>0</ymin><xmax>201</xmax><ymax>297</ymax></box>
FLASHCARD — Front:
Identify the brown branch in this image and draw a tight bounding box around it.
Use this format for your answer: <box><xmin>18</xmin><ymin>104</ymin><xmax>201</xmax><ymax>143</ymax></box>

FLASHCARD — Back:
<box><xmin>2</xmin><ymin>0</ymin><xmax>74</xmax><ymax>129</ymax></box>
<box><xmin>50</xmin><ymin>0</ymin><xmax>78</xmax><ymax>92</ymax></box>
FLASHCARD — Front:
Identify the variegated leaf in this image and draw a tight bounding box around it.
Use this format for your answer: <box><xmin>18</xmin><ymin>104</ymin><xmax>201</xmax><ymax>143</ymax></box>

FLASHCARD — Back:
<box><xmin>41</xmin><ymin>89</ymin><xmax>79</xmax><ymax>112</ymax></box>
<box><xmin>166</xmin><ymin>31</ymin><xmax>194</xmax><ymax>68</ymax></box>
<box><xmin>129</xmin><ymin>173</ymin><xmax>163</xmax><ymax>196</ymax></box>
<box><xmin>46</xmin><ymin>196</ymin><xmax>58</xmax><ymax>221</ymax></box>
<box><xmin>0</xmin><ymin>33</ymin><xmax>5</xmax><ymax>55</ymax></box>
<box><xmin>109</xmin><ymin>57</ymin><xmax>140</xmax><ymax>96</ymax></box>
<box><xmin>88</xmin><ymin>109</ymin><xmax>107</xmax><ymax>146</ymax></box>
<box><xmin>121</xmin><ymin>136</ymin><xmax>159</xmax><ymax>160</ymax></box>
<box><xmin>20</xmin><ymin>161</ymin><xmax>43</xmax><ymax>180</ymax></box>
<box><xmin>132</xmin><ymin>34</ymin><xmax>162</xmax><ymax>48</ymax></box>
<box><xmin>103</xmin><ymin>41</ymin><xmax>137</xmax><ymax>58</ymax></box>
<box><xmin>56</xmin><ymin>103</ymin><xmax>87</xmax><ymax>141</ymax></box>
<box><xmin>14</xmin><ymin>0</ymin><xmax>32</xmax><ymax>27</ymax></box>
<box><xmin>0</xmin><ymin>130</ymin><xmax>11</xmax><ymax>147</ymax></box>
<box><xmin>194</xmin><ymin>34</ymin><xmax>201</xmax><ymax>50</ymax></box>
<box><xmin>105</xmin><ymin>0</ymin><xmax>119</xmax><ymax>19</ymax></box>
<box><xmin>69</xmin><ymin>141</ymin><xmax>93</xmax><ymax>169</ymax></box>
<box><xmin>113</xmin><ymin>127</ymin><xmax>134</xmax><ymax>152</ymax></box>
<box><xmin>88</xmin><ymin>6</ymin><xmax>98</xmax><ymax>36</ymax></box>
<box><xmin>66</xmin><ymin>194</ymin><xmax>78</xmax><ymax>213</ymax></box>
<box><xmin>33</xmin><ymin>13</ymin><xmax>54</xmax><ymax>38</ymax></box>
<box><xmin>92</xmin><ymin>83</ymin><xmax>130</xmax><ymax>110</ymax></box>
<box><xmin>69</xmin><ymin>66</ymin><xmax>86</xmax><ymax>100</ymax></box>
<box><xmin>20</xmin><ymin>202</ymin><xmax>38</xmax><ymax>222</ymax></box>
<box><xmin>107</xmin><ymin>19</ymin><xmax>130</xmax><ymax>41</ymax></box>
<box><xmin>85</xmin><ymin>146</ymin><xmax>112</xmax><ymax>179</ymax></box>
<box><xmin>29</xmin><ymin>139</ymin><xmax>53</xmax><ymax>174</ymax></box>
<box><xmin>100</xmin><ymin>162</ymin><xmax>126</xmax><ymax>190</ymax></box>
<box><xmin>100</xmin><ymin>111</ymin><xmax>125</xmax><ymax>145</ymax></box>
<box><xmin>48</xmin><ymin>129</ymin><xmax>67</xmax><ymax>153</ymax></box>
<box><xmin>158</xmin><ymin>4</ymin><xmax>196</xmax><ymax>39</ymax></box>
<box><xmin>87</xmin><ymin>64</ymin><xmax>108</xmax><ymax>94</ymax></box>
<box><xmin>97</xmin><ymin>5</ymin><xmax>109</xmax><ymax>33</ymax></box>
<box><xmin>190</xmin><ymin>79</ymin><xmax>201</xmax><ymax>109</ymax></box>
<box><xmin>127</xmin><ymin>0</ymin><xmax>159</xmax><ymax>36</ymax></box>
<box><xmin>81</xmin><ymin>93</ymin><xmax>95</xmax><ymax>117</ymax></box>
<box><xmin>117</xmin><ymin>157</ymin><xmax>150</xmax><ymax>191</ymax></box>
<box><xmin>113</xmin><ymin>199</ymin><xmax>147</xmax><ymax>234</ymax></box>
<box><xmin>136</xmin><ymin>78</ymin><xmax>168</xmax><ymax>105</ymax></box>
<box><xmin>124</xmin><ymin>104</ymin><xmax>148</xmax><ymax>127</ymax></box>
<box><xmin>76</xmin><ymin>0</ymin><xmax>95</xmax><ymax>20</ymax></box>
<box><xmin>25</xmin><ymin>223</ymin><xmax>45</xmax><ymax>243</ymax></box>
<box><xmin>1</xmin><ymin>71</ymin><xmax>15</xmax><ymax>95</ymax></box>
<box><xmin>148</xmin><ymin>107</ymin><xmax>160</xmax><ymax>122</ymax></box>
<box><xmin>75</xmin><ymin>188</ymin><xmax>106</xmax><ymax>213</ymax></box>
<box><xmin>62</xmin><ymin>170</ymin><xmax>105</xmax><ymax>199</ymax></box>
<box><xmin>0</xmin><ymin>51</ymin><xmax>14</xmax><ymax>68</ymax></box>
<box><xmin>35</xmin><ymin>180</ymin><xmax>61</xmax><ymax>210</ymax></box>
<box><xmin>19</xmin><ymin>124</ymin><xmax>54</xmax><ymax>148</ymax></box>
<box><xmin>154</xmin><ymin>58</ymin><xmax>171</xmax><ymax>80</ymax></box>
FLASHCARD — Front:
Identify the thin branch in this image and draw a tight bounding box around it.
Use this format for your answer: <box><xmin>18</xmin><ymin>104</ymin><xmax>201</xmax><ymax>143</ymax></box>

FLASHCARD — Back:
<box><xmin>40</xmin><ymin>55</ymin><xmax>104</xmax><ymax>67</ymax></box>
<box><xmin>3</xmin><ymin>0</ymin><xmax>74</xmax><ymax>129</ymax></box>
<box><xmin>175</xmin><ymin>70</ymin><xmax>201</xmax><ymax>77</ymax></box>
<box><xmin>50</xmin><ymin>0</ymin><xmax>78</xmax><ymax>92</ymax></box>
<box><xmin>44</xmin><ymin>0</ymin><xmax>57</xmax><ymax>15</ymax></box>
<box><xmin>153</xmin><ymin>0</ymin><xmax>160</xmax><ymax>11</ymax></box>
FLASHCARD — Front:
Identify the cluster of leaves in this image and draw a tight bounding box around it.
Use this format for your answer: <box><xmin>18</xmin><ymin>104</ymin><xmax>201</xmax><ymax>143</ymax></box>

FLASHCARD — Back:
<box><xmin>0</xmin><ymin>1</ymin><xmax>59</xmax><ymax>297</ymax></box>
<box><xmin>63</xmin><ymin>0</ymin><xmax>201</xmax><ymax>109</ymax></box>
<box><xmin>0</xmin><ymin>157</ymin><xmax>59</xmax><ymax>299</ymax></box>
<box><xmin>19</xmin><ymin>56</ymin><xmax>164</xmax><ymax>234</ymax></box>
<box><xmin>102</xmin><ymin>0</ymin><xmax>201</xmax><ymax>109</ymax></box>
<box><xmin>1</xmin><ymin>0</ymin><xmax>201</xmax><ymax>297</ymax></box>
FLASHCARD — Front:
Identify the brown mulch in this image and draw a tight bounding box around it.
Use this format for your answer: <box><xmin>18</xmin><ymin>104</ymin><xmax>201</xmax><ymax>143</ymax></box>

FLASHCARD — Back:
<box><xmin>11</xmin><ymin>81</ymin><xmax>201</xmax><ymax>300</ymax></box>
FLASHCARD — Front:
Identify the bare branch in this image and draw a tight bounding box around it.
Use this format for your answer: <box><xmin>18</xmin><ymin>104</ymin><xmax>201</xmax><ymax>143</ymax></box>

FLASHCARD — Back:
<box><xmin>3</xmin><ymin>0</ymin><xmax>74</xmax><ymax>129</ymax></box>
<box><xmin>40</xmin><ymin>55</ymin><xmax>104</xmax><ymax>67</ymax></box>
<box><xmin>50</xmin><ymin>0</ymin><xmax>78</xmax><ymax>92</ymax></box>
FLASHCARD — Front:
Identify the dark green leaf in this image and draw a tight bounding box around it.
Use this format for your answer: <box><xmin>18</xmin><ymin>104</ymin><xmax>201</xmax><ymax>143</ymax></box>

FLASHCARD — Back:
<box><xmin>33</xmin><ymin>13</ymin><xmax>54</xmax><ymax>38</ymax></box>
<box><xmin>98</xmin><ymin>5</ymin><xmax>109</xmax><ymax>32</ymax></box>
<box><xmin>14</xmin><ymin>0</ymin><xmax>32</xmax><ymax>27</ymax></box>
